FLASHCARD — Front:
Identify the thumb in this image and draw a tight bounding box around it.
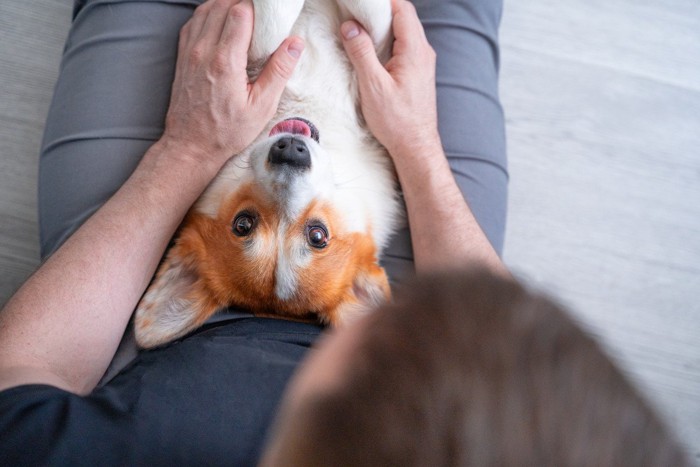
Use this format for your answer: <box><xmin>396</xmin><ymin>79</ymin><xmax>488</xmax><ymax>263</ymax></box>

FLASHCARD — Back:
<box><xmin>341</xmin><ymin>21</ymin><xmax>386</xmax><ymax>81</ymax></box>
<box><xmin>252</xmin><ymin>37</ymin><xmax>304</xmax><ymax>107</ymax></box>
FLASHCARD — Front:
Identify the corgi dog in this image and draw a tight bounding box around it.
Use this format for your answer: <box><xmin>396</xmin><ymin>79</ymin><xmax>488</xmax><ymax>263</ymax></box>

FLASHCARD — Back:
<box><xmin>134</xmin><ymin>0</ymin><xmax>402</xmax><ymax>348</ymax></box>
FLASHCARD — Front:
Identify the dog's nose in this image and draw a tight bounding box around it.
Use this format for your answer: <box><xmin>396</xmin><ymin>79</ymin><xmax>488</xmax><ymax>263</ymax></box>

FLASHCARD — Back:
<box><xmin>268</xmin><ymin>136</ymin><xmax>311</xmax><ymax>170</ymax></box>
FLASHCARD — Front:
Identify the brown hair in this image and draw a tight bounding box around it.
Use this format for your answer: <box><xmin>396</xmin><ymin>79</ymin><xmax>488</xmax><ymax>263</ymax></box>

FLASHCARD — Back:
<box><xmin>265</xmin><ymin>268</ymin><xmax>689</xmax><ymax>466</ymax></box>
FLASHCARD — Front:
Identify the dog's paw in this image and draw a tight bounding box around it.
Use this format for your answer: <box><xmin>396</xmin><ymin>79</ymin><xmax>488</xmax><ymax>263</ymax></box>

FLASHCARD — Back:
<box><xmin>336</xmin><ymin>0</ymin><xmax>392</xmax><ymax>62</ymax></box>
<box><xmin>249</xmin><ymin>0</ymin><xmax>306</xmax><ymax>62</ymax></box>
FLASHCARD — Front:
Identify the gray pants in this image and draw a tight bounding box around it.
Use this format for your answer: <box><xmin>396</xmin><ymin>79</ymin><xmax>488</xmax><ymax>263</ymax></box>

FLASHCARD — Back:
<box><xmin>40</xmin><ymin>0</ymin><xmax>508</xmax><ymax>283</ymax></box>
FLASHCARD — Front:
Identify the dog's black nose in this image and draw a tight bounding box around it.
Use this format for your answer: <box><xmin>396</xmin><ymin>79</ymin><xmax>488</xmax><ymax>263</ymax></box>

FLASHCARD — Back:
<box><xmin>268</xmin><ymin>136</ymin><xmax>311</xmax><ymax>170</ymax></box>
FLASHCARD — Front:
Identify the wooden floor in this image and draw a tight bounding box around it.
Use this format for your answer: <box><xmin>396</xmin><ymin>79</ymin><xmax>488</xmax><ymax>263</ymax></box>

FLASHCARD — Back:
<box><xmin>500</xmin><ymin>0</ymin><xmax>700</xmax><ymax>459</ymax></box>
<box><xmin>0</xmin><ymin>0</ymin><xmax>698</xmax><ymax>460</ymax></box>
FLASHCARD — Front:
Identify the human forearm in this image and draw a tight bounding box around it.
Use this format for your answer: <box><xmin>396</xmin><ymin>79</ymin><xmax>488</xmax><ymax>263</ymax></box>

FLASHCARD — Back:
<box><xmin>340</xmin><ymin>1</ymin><xmax>507</xmax><ymax>276</ymax></box>
<box><xmin>0</xmin><ymin>140</ymin><xmax>221</xmax><ymax>394</ymax></box>
<box><xmin>391</xmin><ymin>139</ymin><xmax>507</xmax><ymax>275</ymax></box>
<box><xmin>0</xmin><ymin>0</ymin><xmax>304</xmax><ymax>394</ymax></box>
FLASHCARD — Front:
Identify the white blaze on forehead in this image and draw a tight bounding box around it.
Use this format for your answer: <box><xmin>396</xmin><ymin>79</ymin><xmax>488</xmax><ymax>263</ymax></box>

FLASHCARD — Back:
<box><xmin>274</xmin><ymin>221</ymin><xmax>312</xmax><ymax>301</ymax></box>
<box><xmin>280</xmin><ymin>178</ymin><xmax>324</xmax><ymax>219</ymax></box>
<box><xmin>243</xmin><ymin>226</ymin><xmax>276</xmax><ymax>263</ymax></box>
<box><xmin>245</xmin><ymin>133</ymin><xmax>337</xmax><ymax>302</ymax></box>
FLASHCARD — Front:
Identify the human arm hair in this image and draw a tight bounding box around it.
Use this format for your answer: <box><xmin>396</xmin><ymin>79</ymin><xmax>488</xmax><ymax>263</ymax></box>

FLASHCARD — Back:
<box><xmin>341</xmin><ymin>0</ymin><xmax>508</xmax><ymax>275</ymax></box>
<box><xmin>0</xmin><ymin>0</ymin><xmax>304</xmax><ymax>395</ymax></box>
<box><xmin>340</xmin><ymin>0</ymin><xmax>507</xmax><ymax>276</ymax></box>
<box><xmin>389</xmin><ymin>139</ymin><xmax>507</xmax><ymax>275</ymax></box>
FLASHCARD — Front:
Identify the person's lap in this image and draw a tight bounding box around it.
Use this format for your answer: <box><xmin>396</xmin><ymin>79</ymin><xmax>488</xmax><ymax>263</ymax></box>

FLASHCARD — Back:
<box><xmin>40</xmin><ymin>0</ymin><xmax>508</xmax><ymax>278</ymax></box>
<box><xmin>40</xmin><ymin>0</ymin><xmax>508</xmax><ymax>377</ymax></box>
<box><xmin>39</xmin><ymin>0</ymin><xmax>197</xmax><ymax>260</ymax></box>
<box><xmin>38</xmin><ymin>0</ymin><xmax>508</xmax><ymax>409</ymax></box>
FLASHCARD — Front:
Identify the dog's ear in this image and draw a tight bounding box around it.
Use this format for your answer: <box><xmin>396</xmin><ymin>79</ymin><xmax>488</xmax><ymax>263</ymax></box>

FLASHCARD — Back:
<box><xmin>332</xmin><ymin>263</ymin><xmax>391</xmax><ymax>326</ymax></box>
<box><xmin>134</xmin><ymin>246</ymin><xmax>219</xmax><ymax>349</ymax></box>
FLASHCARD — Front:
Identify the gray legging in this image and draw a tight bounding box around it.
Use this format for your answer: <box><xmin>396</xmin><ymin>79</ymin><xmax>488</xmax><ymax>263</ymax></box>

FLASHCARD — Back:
<box><xmin>39</xmin><ymin>0</ymin><xmax>508</xmax><ymax>284</ymax></box>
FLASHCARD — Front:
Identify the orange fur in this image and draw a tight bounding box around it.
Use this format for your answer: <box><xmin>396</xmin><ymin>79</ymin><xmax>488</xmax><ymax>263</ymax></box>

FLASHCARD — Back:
<box><xmin>134</xmin><ymin>181</ymin><xmax>391</xmax><ymax>348</ymax></box>
<box><xmin>181</xmin><ymin>190</ymin><xmax>389</xmax><ymax>322</ymax></box>
<box><xmin>133</xmin><ymin>0</ymin><xmax>399</xmax><ymax>348</ymax></box>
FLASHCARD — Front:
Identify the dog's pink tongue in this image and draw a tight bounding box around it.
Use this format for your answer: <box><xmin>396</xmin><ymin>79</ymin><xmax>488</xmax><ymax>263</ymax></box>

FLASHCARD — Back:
<box><xmin>270</xmin><ymin>119</ymin><xmax>312</xmax><ymax>138</ymax></box>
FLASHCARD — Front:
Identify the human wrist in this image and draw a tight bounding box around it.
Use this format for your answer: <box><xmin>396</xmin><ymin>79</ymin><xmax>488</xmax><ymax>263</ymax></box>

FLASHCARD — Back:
<box><xmin>148</xmin><ymin>136</ymin><xmax>229</xmax><ymax>180</ymax></box>
<box><xmin>126</xmin><ymin>138</ymin><xmax>227</xmax><ymax>208</ymax></box>
<box><xmin>385</xmin><ymin>130</ymin><xmax>444</xmax><ymax>169</ymax></box>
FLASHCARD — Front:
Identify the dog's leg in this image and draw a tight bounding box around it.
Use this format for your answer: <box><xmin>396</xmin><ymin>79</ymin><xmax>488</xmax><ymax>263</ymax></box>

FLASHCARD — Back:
<box><xmin>249</xmin><ymin>0</ymin><xmax>306</xmax><ymax>63</ymax></box>
<box><xmin>336</xmin><ymin>0</ymin><xmax>392</xmax><ymax>62</ymax></box>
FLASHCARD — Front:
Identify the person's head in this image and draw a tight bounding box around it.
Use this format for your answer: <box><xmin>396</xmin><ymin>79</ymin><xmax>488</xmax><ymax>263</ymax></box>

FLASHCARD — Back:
<box><xmin>261</xmin><ymin>268</ymin><xmax>689</xmax><ymax>466</ymax></box>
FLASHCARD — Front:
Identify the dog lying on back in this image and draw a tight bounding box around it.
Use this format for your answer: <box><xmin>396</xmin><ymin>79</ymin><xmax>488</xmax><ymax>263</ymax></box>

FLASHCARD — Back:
<box><xmin>134</xmin><ymin>0</ymin><xmax>401</xmax><ymax>348</ymax></box>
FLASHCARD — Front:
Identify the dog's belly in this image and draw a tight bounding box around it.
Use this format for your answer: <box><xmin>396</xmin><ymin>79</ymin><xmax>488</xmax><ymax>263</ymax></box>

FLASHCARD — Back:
<box><xmin>270</xmin><ymin>4</ymin><xmax>399</xmax><ymax>250</ymax></box>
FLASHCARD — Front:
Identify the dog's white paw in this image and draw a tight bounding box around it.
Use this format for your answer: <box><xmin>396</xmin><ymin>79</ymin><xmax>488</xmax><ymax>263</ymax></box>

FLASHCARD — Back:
<box><xmin>249</xmin><ymin>0</ymin><xmax>306</xmax><ymax>62</ymax></box>
<box><xmin>336</xmin><ymin>0</ymin><xmax>392</xmax><ymax>61</ymax></box>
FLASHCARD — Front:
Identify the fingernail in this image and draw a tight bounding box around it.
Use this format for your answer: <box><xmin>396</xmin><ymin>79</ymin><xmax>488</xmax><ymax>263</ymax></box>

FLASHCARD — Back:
<box><xmin>341</xmin><ymin>21</ymin><xmax>360</xmax><ymax>40</ymax></box>
<box><xmin>287</xmin><ymin>39</ymin><xmax>304</xmax><ymax>59</ymax></box>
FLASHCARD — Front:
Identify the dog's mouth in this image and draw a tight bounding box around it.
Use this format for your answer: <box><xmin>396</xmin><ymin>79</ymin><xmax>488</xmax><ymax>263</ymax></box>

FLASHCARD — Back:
<box><xmin>270</xmin><ymin>117</ymin><xmax>320</xmax><ymax>143</ymax></box>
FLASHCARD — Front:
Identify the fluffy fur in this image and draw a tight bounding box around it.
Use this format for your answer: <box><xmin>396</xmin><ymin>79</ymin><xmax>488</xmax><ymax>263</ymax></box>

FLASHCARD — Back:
<box><xmin>134</xmin><ymin>0</ymin><xmax>401</xmax><ymax>348</ymax></box>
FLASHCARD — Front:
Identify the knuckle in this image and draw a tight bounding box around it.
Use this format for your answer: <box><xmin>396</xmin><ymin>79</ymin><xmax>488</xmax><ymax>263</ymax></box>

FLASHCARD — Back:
<box><xmin>179</xmin><ymin>22</ymin><xmax>190</xmax><ymax>38</ymax></box>
<box><xmin>348</xmin><ymin>38</ymin><xmax>375</xmax><ymax>62</ymax></box>
<box><xmin>210</xmin><ymin>0</ymin><xmax>229</xmax><ymax>13</ymax></box>
<box><xmin>427</xmin><ymin>45</ymin><xmax>437</xmax><ymax>61</ymax></box>
<box><xmin>270</xmin><ymin>57</ymin><xmax>293</xmax><ymax>80</ymax></box>
<box><xmin>229</xmin><ymin>2</ymin><xmax>253</xmax><ymax>22</ymax></box>
<box><xmin>210</xmin><ymin>50</ymin><xmax>229</xmax><ymax>74</ymax></box>
<box><xmin>404</xmin><ymin>1</ymin><xmax>417</xmax><ymax>15</ymax></box>
<box><xmin>193</xmin><ymin>3</ymin><xmax>208</xmax><ymax>17</ymax></box>
<box><xmin>189</xmin><ymin>43</ymin><xmax>207</xmax><ymax>63</ymax></box>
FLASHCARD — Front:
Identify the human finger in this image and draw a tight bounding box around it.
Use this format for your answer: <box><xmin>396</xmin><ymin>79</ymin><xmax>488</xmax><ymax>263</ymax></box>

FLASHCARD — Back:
<box><xmin>249</xmin><ymin>37</ymin><xmax>304</xmax><ymax>113</ymax></box>
<box><xmin>219</xmin><ymin>0</ymin><xmax>255</xmax><ymax>69</ymax></box>
<box><xmin>198</xmin><ymin>0</ymin><xmax>234</xmax><ymax>46</ymax></box>
<box><xmin>340</xmin><ymin>21</ymin><xmax>388</xmax><ymax>84</ymax></box>
<box><xmin>185</xmin><ymin>0</ymin><xmax>217</xmax><ymax>48</ymax></box>
<box><xmin>391</xmin><ymin>0</ymin><xmax>430</xmax><ymax>55</ymax></box>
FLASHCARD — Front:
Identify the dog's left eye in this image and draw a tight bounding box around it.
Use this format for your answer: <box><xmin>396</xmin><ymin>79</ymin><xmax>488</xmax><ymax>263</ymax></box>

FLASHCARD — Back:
<box><xmin>232</xmin><ymin>213</ymin><xmax>256</xmax><ymax>237</ymax></box>
<box><xmin>306</xmin><ymin>225</ymin><xmax>329</xmax><ymax>249</ymax></box>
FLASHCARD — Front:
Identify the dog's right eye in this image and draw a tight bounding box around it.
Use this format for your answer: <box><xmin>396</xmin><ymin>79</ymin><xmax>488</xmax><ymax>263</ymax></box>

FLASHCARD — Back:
<box><xmin>232</xmin><ymin>213</ymin><xmax>256</xmax><ymax>237</ymax></box>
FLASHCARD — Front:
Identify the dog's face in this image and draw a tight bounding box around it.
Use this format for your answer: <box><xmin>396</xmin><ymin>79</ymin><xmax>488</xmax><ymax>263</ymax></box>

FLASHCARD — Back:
<box><xmin>134</xmin><ymin>118</ymin><xmax>391</xmax><ymax>348</ymax></box>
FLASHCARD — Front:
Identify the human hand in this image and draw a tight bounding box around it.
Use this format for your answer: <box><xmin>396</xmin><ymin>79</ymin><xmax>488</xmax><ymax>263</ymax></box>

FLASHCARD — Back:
<box><xmin>340</xmin><ymin>0</ymin><xmax>440</xmax><ymax>158</ymax></box>
<box><xmin>163</xmin><ymin>0</ymin><xmax>305</xmax><ymax>170</ymax></box>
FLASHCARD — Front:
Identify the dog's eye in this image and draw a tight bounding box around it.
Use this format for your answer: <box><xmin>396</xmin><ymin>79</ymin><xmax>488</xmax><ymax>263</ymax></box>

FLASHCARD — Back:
<box><xmin>306</xmin><ymin>225</ymin><xmax>329</xmax><ymax>249</ymax></box>
<box><xmin>232</xmin><ymin>213</ymin><xmax>256</xmax><ymax>237</ymax></box>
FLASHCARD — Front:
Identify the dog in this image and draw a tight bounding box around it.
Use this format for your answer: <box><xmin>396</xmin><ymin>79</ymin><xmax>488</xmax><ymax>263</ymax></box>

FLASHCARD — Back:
<box><xmin>133</xmin><ymin>0</ymin><xmax>401</xmax><ymax>348</ymax></box>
